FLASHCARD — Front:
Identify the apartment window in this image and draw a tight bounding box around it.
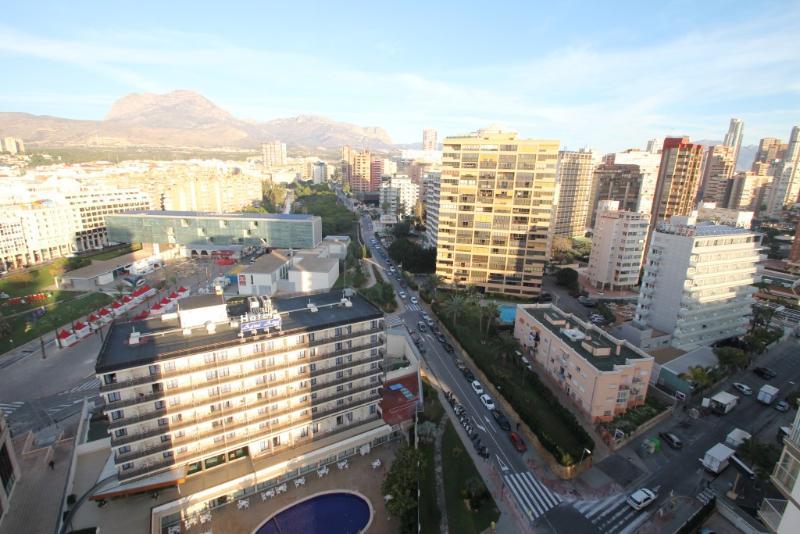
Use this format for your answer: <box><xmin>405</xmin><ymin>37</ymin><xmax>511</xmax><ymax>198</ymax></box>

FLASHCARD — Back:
<box><xmin>166</xmin><ymin>379</ymin><xmax>179</xmax><ymax>389</ymax></box>
<box><xmin>206</xmin><ymin>370</ymin><xmax>218</xmax><ymax>380</ymax></box>
<box><xmin>163</xmin><ymin>361</ymin><xmax>176</xmax><ymax>372</ymax></box>
<box><xmin>369</xmin><ymin>404</ymin><xmax>377</xmax><ymax>415</ymax></box>
<box><xmin>309</xmin><ymin>363</ymin><xmax>316</xmax><ymax>372</ymax></box>
<box><xmin>255</xmin><ymin>359</ymin><xmax>266</xmax><ymax>369</ymax></box>
<box><xmin>171</xmin><ymin>414</ymin><xmax>183</xmax><ymax>423</ymax></box>
<box><xmin>335</xmin><ymin>415</ymin><xmax>344</xmax><ymax>426</ymax></box>
<box><xmin>300</xmin><ymin>427</ymin><xmax>309</xmax><ymax>438</ymax></box>
<box><xmin>337</xmin><ymin>385</ymin><xmax>344</xmax><ymax>392</ymax></box>
<box><xmin>310</xmin><ymin>378</ymin><xmax>317</xmax><ymax>386</ymax></box>
<box><xmin>114</xmin><ymin>428</ymin><xmax>127</xmax><ymax>438</ymax></box>
<box><xmin>346</xmin><ymin>412</ymin><xmax>353</xmax><ymax>423</ymax></box>
<box><xmin>107</xmin><ymin>392</ymin><xmax>121</xmax><ymax>403</ymax></box>
<box><xmin>154</xmin><ymin>400</ymin><xmax>165</xmax><ymax>410</ymax></box>
<box><xmin>370</xmin><ymin>375</ymin><xmax>378</xmax><ymax>383</ymax></box>
<box><xmin>158</xmin><ymin>417</ymin><xmax>169</xmax><ymax>427</ymax></box>
<box><xmin>312</xmin><ymin>422</ymin><xmax>320</xmax><ymax>434</ymax></box>
<box><xmin>214</xmin><ymin>436</ymin><xmax>224</xmax><ymax>443</ymax></box>
<box><xmin>169</xmin><ymin>396</ymin><xmax>181</xmax><ymax>407</ymax></box>
<box><xmin>122</xmin><ymin>462</ymin><xmax>133</xmax><ymax>471</ymax></box>
<box><xmin>337</xmin><ymin>399</ymin><xmax>344</xmax><ymax>406</ymax></box>
<box><xmin>110</xmin><ymin>410</ymin><xmax>124</xmax><ymax>421</ymax></box>
<box><xmin>177</xmin><ymin>446</ymin><xmax>188</xmax><ymax>455</ymax></box>
<box><xmin>204</xmin><ymin>354</ymin><xmax>215</xmax><ymax>364</ymax></box>
<box><xmin>175</xmin><ymin>430</ymin><xmax>185</xmax><ymax>439</ymax></box>
<box><xmin>336</xmin><ymin>371</ymin><xmax>344</xmax><ymax>379</ymax></box>
<box><xmin>160</xmin><ymin>435</ymin><xmax>170</xmax><ymax>443</ymax></box>
<box><xmin>335</xmin><ymin>356</ymin><xmax>343</xmax><ymax>365</ymax></box>
<box><xmin>346</xmin><ymin>354</ymin><xmax>352</xmax><ymax>363</ymax></box>
<box><xmin>118</xmin><ymin>445</ymin><xmax>131</xmax><ymax>454</ymax></box>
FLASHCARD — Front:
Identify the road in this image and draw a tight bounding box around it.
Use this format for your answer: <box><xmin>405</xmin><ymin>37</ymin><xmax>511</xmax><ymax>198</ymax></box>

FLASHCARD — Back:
<box><xmin>360</xmin><ymin>215</ymin><xmax>564</xmax><ymax>529</ymax></box>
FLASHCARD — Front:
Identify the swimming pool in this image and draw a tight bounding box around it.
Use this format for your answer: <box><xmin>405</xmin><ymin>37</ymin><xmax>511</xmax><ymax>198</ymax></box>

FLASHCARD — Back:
<box><xmin>498</xmin><ymin>304</ymin><xmax>517</xmax><ymax>324</ymax></box>
<box><xmin>255</xmin><ymin>492</ymin><xmax>371</xmax><ymax>534</ymax></box>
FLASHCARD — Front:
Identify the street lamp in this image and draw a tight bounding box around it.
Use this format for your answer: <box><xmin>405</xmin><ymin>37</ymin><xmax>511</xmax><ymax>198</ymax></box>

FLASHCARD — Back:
<box><xmin>579</xmin><ymin>447</ymin><xmax>592</xmax><ymax>464</ymax></box>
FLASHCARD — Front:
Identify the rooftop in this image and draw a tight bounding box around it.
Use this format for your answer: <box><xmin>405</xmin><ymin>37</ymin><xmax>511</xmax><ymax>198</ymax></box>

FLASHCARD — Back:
<box><xmin>242</xmin><ymin>251</ymin><xmax>290</xmax><ymax>273</ymax></box>
<box><xmin>177</xmin><ymin>294</ymin><xmax>225</xmax><ymax>311</ymax></box>
<box><xmin>381</xmin><ymin>373</ymin><xmax>419</xmax><ymax>427</ymax></box>
<box><xmin>95</xmin><ymin>291</ymin><xmax>382</xmax><ymax>373</ymax></box>
<box><xmin>520</xmin><ymin>304</ymin><xmax>650</xmax><ymax>372</ymax></box>
<box><xmin>291</xmin><ymin>256</ymin><xmax>338</xmax><ymax>273</ymax></box>
<box><xmin>111</xmin><ymin>210</ymin><xmax>318</xmax><ymax>221</ymax></box>
<box><xmin>60</xmin><ymin>246</ymin><xmax>154</xmax><ymax>280</ymax></box>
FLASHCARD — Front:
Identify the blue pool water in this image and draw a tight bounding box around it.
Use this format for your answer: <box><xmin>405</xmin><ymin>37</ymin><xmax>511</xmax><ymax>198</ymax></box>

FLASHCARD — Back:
<box><xmin>256</xmin><ymin>492</ymin><xmax>370</xmax><ymax>534</ymax></box>
<box><xmin>498</xmin><ymin>304</ymin><xmax>517</xmax><ymax>324</ymax></box>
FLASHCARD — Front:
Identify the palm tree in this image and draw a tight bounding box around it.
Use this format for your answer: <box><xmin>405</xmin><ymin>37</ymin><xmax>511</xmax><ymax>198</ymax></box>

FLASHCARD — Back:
<box><xmin>425</xmin><ymin>274</ymin><xmax>442</xmax><ymax>299</ymax></box>
<box><xmin>679</xmin><ymin>365</ymin><xmax>712</xmax><ymax>390</ymax></box>
<box><xmin>444</xmin><ymin>294</ymin><xmax>466</xmax><ymax>324</ymax></box>
<box><xmin>497</xmin><ymin>331</ymin><xmax>518</xmax><ymax>361</ymax></box>
<box><xmin>482</xmin><ymin>301</ymin><xmax>499</xmax><ymax>340</ymax></box>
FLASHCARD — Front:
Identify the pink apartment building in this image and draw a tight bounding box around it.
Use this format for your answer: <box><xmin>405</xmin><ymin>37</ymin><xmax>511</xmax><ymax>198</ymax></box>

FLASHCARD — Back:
<box><xmin>514</xmin><ymin>304</ymin><xmax>654</xmax><ymax>423</ymax></box>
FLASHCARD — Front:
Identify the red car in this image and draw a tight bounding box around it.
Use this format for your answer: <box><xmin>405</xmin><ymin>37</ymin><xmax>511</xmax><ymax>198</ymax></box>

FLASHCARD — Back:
<box><xmin>509</xmin><ymin>432</ymin><xmax>527</xmax><ymax>453</ymax></box>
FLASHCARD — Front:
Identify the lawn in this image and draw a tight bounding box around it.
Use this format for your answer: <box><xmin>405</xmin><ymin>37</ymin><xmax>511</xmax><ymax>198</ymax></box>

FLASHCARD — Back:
<box><xmin>0</xmin><ymin>292</ymin><xmax>112</xmax><ymax>354</ymax></box>
<box><xmin>606</xmin><ymin>395</ymin><xmax>667</xmax><ymax>434</ymax></box>
<box><xmin>419</xmin><ymin>442</ymin><xmax>441</xmax><ymax>534</ymax></box>
<box><xmin>0</xmin><ymin>259</ymin><xmax>72</xmax><ymax>297</ymax></box>
<box><xmin>441</xmin><ymin>421</ymin><xmax>500</xmax><ymax>534</ymax></box>
<box><xmin>434</xmin><ymin>297</ymin><xmax>594</xmax><ymax>466</ymax></box>
<box><xmin>421</xmin><ymin>376</ymin><xmax>444</xmax><ymax>424</ymax></box>
<box><xmin>85</xmin><ymin>243</ymin><xmax>142</xmax><ymax>261</ymax></box>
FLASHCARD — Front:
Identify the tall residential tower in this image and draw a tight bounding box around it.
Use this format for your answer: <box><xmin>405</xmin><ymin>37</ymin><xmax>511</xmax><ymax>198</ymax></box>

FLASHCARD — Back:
<box><xmin>552</xmin><ymin>149</ymin><xmax>595</xmax><ymax>237</ymax></box>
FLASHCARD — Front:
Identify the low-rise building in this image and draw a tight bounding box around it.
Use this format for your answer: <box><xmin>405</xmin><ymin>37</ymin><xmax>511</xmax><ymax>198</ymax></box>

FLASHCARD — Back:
<box><xmin>514</xmin><ymin>304</ymin><xmax>654</xmax><ymax>422</ymax></box>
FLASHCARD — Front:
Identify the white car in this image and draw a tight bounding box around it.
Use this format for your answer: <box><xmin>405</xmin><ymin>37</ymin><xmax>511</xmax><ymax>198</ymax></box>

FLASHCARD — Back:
<box><xmin>626</xmin><ymin>488</ymin><xmax>656</xmax><ymax>510</ymax></box>
<box><xmin>399</xmin><ymin>292</ymin><xmax>407</xmax><ymax>299</ymax></box>
<box><xmin>732</xmin><ymin>382</ymin><xmax>753</xmax><ymax>396</ymax></box>
<box><xmin>410</xmin><ymin>296</ymin><xmax>418</xmax><ymax>304</ymax></box>
<box><xmin>479</xmin><ymin>394</ymin><xmax>495</xmax><ymax>410</ymax></box>
<box><xmin>471</xmin><ymin>380</ymin><xmax>484</xmax><ymax>396</ymax></box>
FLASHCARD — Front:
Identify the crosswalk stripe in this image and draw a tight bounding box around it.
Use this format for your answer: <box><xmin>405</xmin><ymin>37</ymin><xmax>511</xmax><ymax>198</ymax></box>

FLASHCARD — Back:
<box><xmin>0</xmin><ymin>401</ymin><xmax>25</xmax><ymax>415</ymax></box>
<box><xmin>514</xmin><ymin>473</ymin><xmax>552</xmax><ymax>515</ymax></box>
<box><xmin>594</xmin><ymin>502</ymin><xmax>636</xmax><ymax>531</ymax></box>
<box><xmin>68</xmin><ymin>378</ymin><xmax>100</xmax><ymax>392</ymax></box>
<box><xmin>585</xmin><ymin>494</ymin><xmax>626</xmax><ymax>520</ymax></box>
<box><xmin>505</xmin><ymin>473</ymin><xmax>543</xmax><ymax>519</ymax></box>
<box><xmin>521</xmin><ymin>472</ymin><xmax>561</xmax><ymax>508</ymax></box>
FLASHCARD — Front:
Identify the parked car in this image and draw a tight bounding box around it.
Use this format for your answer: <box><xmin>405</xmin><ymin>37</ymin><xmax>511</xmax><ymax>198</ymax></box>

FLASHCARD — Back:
<box><xmin>658</xmin><ymin>432</ymin><xmax>683</xmax><ymax>449</ymax></box>
<box><xmin>442</xmin><ymin>342</ymin><xmax>455</xmax><ymax>353</ymax></box>
<box><xmin>463</xmin><ymin>370</ymin><xmax>476</xmax><ymax>383</ymax></box>
<box><xmin>509</xmin><ymin>432</ymin><xmax>527</xmax><ymax>453</ymax></box>
<box><xmin>732</xmin><ymin>382</ymin><xmax>753</xmax><ymax>396</ymax></box>
<box><xmin>626</xmin><ymin>488</ymin><xmax>656</xmax><ymax>511</ymax></box>
<box><xmin>480</xmin><ymin>394</ymin><xmax>496</xmax><ymax>410</ymax></box>
<box><xmin>538</xmin><ymin>292</ymin><xmax>553</xmax><ymax>302</ymax></box>
<box><xmin>753</xmin><ymin>367</ymin><xmax>777</xmax><ymax>380</ymax></box>
<box><xmin>775</xmin><ymin>400</ymin><xmax>790</xmax><ymax>412</ymax></box>
<box><xmin>417</xmin><ymin>321</ymin><xmax>427</xmax><ymax>332</ymax></box>
<box><xmin>399</xmin><ymin>291</ymin><xmax>407</xmax><ymax>299</ymax></box>
<box><xmin>435</xmin><ymin>334</ymin><xmax>446</xmax><ymax>344</ymax></box>
<box><xmin>471</xmin><ymin>380</ymin><xmax>484</xmax><ymax>395</ymax></box>
<box><xmin>410</xmin><ymin>296</ymin><xmax>418</xmax><ymax>304</ymax></box>
<box><xmin>491</xmin><ymin>410</ymin><xmax>511</xmax><ymax>431</ymax></box>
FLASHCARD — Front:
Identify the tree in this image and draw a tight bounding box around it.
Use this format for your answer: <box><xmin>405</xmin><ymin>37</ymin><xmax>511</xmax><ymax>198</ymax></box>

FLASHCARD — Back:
<box><xmin>462</xmin><ymin>476</ymin><xmax>489</xmax><ymax>509</ymax></box>
<box><xmin>750</xmin><ymin>305</ymin><xmax>776</xmax><ymax>333</ymax></box>
<box><xmin>679</xmin><ymin>365</ymin><xmax>712</xmax><ymax>389</ymax></box>
<box><xmin>445</xmin><ymin>294</ymin><xmax>466</xmax><ymax>324</ymax></box>
<box><xmin>714</xmin><ymin>347</ymin><xmax>749</xmax><ymax>372</ymax></box>
<box><xmin>555</xmin><ymin>267</ymin><xmax>579</xmax><ymax>289</ymax></box>
<box><xmin>478</xmin><ymin>300</ymin><xmax>499</xmax><ymax>340</ymax></box>
<box><xmin>497</xmin><ymin>331</ymin><xmax>518</xmax><ymax>361</ymax></box>
<box><xmin>425</xmin><ymin>274</ymin><xmax>442</xmax><ymax>299</ymax></box>
<box><xmin>551</xmin><ymin>236</ymin><xmax>572</xmax><ymax>253</ymax></box>
<box><xmin>393</xmin><ymin>219</ymin><xmax>411</xmax><ymax>238</ymax></box>
<box><xmin>382</xmin><ymin>446</ymin><xmax>425</xmax><ymax>533</ymax></box>
<box><xmin>737</xmin><ymin>438</ymin><xmax>781</xmax><ymax>480</ymax></box>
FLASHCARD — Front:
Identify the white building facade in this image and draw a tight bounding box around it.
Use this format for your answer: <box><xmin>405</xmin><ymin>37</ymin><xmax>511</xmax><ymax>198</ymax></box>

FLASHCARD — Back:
<box><xmin>587</xmin><ymin>201</ymin><xmax>649</xmax><ymax>291</ymax></box>
<box><xmin>423</xmin><ymin>172</ymin><xmax>440</xmax><ymax>249</ymax></box>
<box><xmin>379</xmin><ymin>175</ymin><xmax>419</xmax><ymax>217</ymax></box>
<box><xmin>634</xmin><ymin>216</ymin><xmax>762</xmax><ymax>351</ymax></box>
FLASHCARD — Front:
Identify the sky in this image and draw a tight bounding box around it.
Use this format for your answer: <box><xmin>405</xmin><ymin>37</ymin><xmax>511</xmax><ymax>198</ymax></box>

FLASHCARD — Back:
<box><xmin>0</xmin><ymin>0</ymin><xmax>798</xmax><ymax>152</ymax></box>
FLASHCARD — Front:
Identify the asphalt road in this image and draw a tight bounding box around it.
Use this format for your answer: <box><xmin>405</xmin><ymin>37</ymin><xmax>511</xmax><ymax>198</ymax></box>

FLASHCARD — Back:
<box><xmin>361</xmin><ymin>215</ymin><xmax>565</xmax><ymax>529</ymax></box>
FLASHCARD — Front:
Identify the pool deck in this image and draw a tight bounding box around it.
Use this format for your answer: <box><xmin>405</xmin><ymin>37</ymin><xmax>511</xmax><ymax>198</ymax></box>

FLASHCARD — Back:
<box><xmin>188</xmin><ymin>440</ymin><xmax>401</xmax><ymax>534</ymax></box>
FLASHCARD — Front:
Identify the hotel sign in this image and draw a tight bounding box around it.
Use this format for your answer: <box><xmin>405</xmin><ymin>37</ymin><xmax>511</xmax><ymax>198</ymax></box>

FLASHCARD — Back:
<box><xmin>240</xmin><ymin>313</ymin><xmax>282</xmax><ymax>334</ymax></box>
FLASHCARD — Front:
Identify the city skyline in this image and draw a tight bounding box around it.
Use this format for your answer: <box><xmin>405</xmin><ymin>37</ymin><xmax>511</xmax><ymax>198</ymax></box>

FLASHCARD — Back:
<box><xmin>0</xmin><ymin>1</ymin><xmax>798</xmax><ymax>152</ymax></box>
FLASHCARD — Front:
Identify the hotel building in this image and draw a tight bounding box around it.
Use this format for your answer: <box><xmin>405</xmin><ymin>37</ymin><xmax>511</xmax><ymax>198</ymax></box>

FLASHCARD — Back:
<box><xmin>435</xmin><ymin>128</ymin><xmax>559</xmax><ymax>297</ymax></box>
<box><xmin>634</xmin><ymin>215</ymin><xmax>762</xmax><ymax>351</ymax></box>
<box><xmin>586</xmin><ymin>201</ymin><xmax>649</xmax><ymax>291</ymax></box>
<box><xmin>514</xmin><ymin>304</ymin><xmax>653</xmax><ymax>422</ymax></box>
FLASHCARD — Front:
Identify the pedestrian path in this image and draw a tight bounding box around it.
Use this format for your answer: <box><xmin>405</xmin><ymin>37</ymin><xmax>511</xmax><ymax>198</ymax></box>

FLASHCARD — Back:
<box><xmin>503</xmin><ymin>471</ymin><xmax>561</xmax><ymax>521</ymax></box>
<box><xmin>573</xmin><ymin>493</ymin><xmax>646</xmax><ymax>534</ymax></box>
<box><xmin>67</xmin><ymin>377</ymin><xmax>100</xmax><ymax>393</ymax></box>
<box><xmin>0</xmin><ymin>401</ymin><xmax>24</xmax><ymax>417</ymax></box>
<box><xmin>385</xmin><ymin>316</ymin><xmax>404</xmax><ymax>329</ymax></box>
<box><xmin>406</xmin><ymin>303</ymin><xmax>422</xmax><ymax>312</ymax></box>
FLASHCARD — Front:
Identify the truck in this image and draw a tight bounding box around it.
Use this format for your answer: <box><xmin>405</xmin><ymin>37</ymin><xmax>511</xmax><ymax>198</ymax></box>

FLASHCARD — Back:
<box><xmin>725</xmin><ymin>428</ymin><xmax>752</xmax><ymax>448</ymax></box>
<box><xmin>757</xmin><ymin>384</ymin><xmax>780</xmax><ymax>405</ymax></box>
<box><xmin>702</xmin><ymin>443</ymin><xmax>736</xmax><ymax>474</ymax></box>
<box><xmin>708</xmin><ymin>391</ymin><xmax>739</xmax><ymax>415</ymax></box>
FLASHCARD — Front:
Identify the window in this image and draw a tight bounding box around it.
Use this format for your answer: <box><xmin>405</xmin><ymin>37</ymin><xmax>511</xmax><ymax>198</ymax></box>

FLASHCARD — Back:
<box><xmin>163</xmin><ymin>361</ymin><xmax>176</xmax><ymax>372</ymax></box>
<box><xmin>158</xmin><ymin>417</ymin><xmax>169</xmax><ymax>427</ymax></box>
<box><xmin>166</xmin><ymin>379</ymin><xmax>179</xmax><ymax>389</ymax></box>
<box><xmin>107</xmin><ymin>392</ymin><xmax>121</xmax><ymax>403</ymax></box>
<box><xmin>118</xmin><ymin>445</ymin><xmax>131</xmax><ymax>454</ymax></box>
<box><xmin>161</xmin><ymin>435</ymin><xmax>170</xmax><ymax>443</ymax></box>
<box><xmin>155</xmin><ymin>400</ymin><xmax>165</xmax><ymax>410</ymax></box>
<box><xmin>122</xmin><ymin>462</ymin><xmax>133</xmax><ymax>471</ymax></box>
<box><xmin>169</xmin><ymin>396</ymin><xmax>181</xmax><ymax>407</ymax></box>
<box><xmin>335</xmin><ymin>415</ymin><xmax>344</xmax><ymax>426</ymax></box>
<box><xmin>369</xmin><ymin>404</ymin><xmax>377</xmax><ymax>415</ymax></box>
<box><xmin>114</xmin><ymin>428</ymin><xmax>127</xmax><ymax>438</ymax></box>
<box><xmin>110</xmin><ymin>410</ymin><xmax>124</xmax><ymax>421</ymax></box>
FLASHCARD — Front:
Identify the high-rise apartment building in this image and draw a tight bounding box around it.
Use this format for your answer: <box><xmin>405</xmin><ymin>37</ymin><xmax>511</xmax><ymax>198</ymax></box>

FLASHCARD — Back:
<box><xmin>2</xmin><ymin>137</ymin><xmax>20</xmax><ymax>155</ymax></box>
<box><xmin>753</xmin><ymin>137</ymin><xmax>786</xmax><ymax>170</ymax></box>
<box><xmin>369</xmin><ymin>156</ymin><xmax>384</xmax><ymax>192</ymax></box>
<box><xmin>726</xmin><ymin>171</ymin><xmax>772</xmax><ymax>212</ymax></box>
<box><xmin>700</xmin><ymin>144</ymin><xmax>736</xmax><ymax>204</ymax></box>
<box><xmin>348</xmin><ymin>151</ymin><xmax>372</xmax><ymax>194</ymax></box>
<box><xmin>379</xmin><ymin>175</ymin><xmax>419</xmax><ymax>217</ymax></box>
<box><xmin>435</xmin><ymin>128</ymin><xmax>559</xmax><ymax>297</ymax></box>
<box><xmin>649</xmin><ymin>137</ymin><xmax>704</xmax><ymax>233</ymax></box>
<box><xmin>0</xmin><ymin>411</ymin><xmax>21</xmax><ymax>527</ymax></box>
<box><xmin>312</xmin><ymin>162</ymin><xmax>327</xmax><ymax>184</ymax></box>
<box><xmin>723</xmin><ymin>118</ymin><xmax>744</xmax><ymax>168</ymax></box>
<box><xmin>587</xmin><ymin>201</ymin><xmax>649</xmax><ymax>291</ymax></box>
<box><xmin>552</xmin><ymin>149</ymin><xmax>595</xmax><ymax>237</ymax></box>
<box><xmin>262</xmin><ymin>140</ymin><xmax>287</xmax><ymax>168</ymax></box>
<box><xmin>634</xmin><ymin>215</ymin><xmax>762</xmax><ymax>351</ymax></box>
<box><xmin>423</xmin><ymin>172</ymin><xmax>440</xmax><ymax>249</ymax></box>
<box><xmin>95</xmin><ymin>292</ymin><xmax>390</xmax><ymax>489</ymax></box>
<box><xmin>422</xmin><ymin>129</ymin><xmax>438</xmax><ymax>151</ymax></box>
<box><xmin>759</xmin><ymin>406</ymin><xmax>800</xmax><ymax>532</ymax></box>
<box><xmin>590</xmin><ymin>149</ymin><xmax>660</xmax><ymax>226</ymax></box>
<box><xmin>766</xmin><ymin>126</ymin><xmax>800</xmax><ymax>217</ymax></box>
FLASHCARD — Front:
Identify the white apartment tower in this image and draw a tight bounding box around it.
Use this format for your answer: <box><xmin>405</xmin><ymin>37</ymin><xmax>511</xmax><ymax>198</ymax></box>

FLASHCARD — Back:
<box><xmin>262</xmin><ymin>140</ymin><xmax>287</xmax><ymax>168</ymax></box>
<box><xmin>766</xmin><ymin>126</ymin><xmax>800</xmax><ymax>217</ymax></box>
<box><xmin>587</xmin><ymin>201</ymin><xmax>649</xmax><ymax>291</ymax></box>
<box><xmin>423</xmin><ymin>172</ymin><xmax>440</xmax><ymax>249</ymax></box>
<box><xmin>380</xmin><ymin>175</ymin><xmax>419</xmax><ymax>217</ymax></box>
<box><xmin>723</xmin><ymin>118</ymin><xmax>744</xmax><ymax>168</ymax></box>
<box><xmin>422</xmin><ymin>129</ymin><xmax>438</xmax><ymax>151</ymax></box>
<box><xmin>634</xmin><ymin>215</ymin><xmax>762</xmax><ymax>351</ymax></box>
<box><xmin>552</xmin><ymin>149</ymin><xmax>595</xmax><ymax>237</ymax></box>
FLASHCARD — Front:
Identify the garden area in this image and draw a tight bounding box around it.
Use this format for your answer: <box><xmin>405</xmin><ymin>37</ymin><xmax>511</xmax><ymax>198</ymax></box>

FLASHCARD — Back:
<box><xmin>359</xmin><ymin>265</ymin><xmax>397</xmax><ymax>312</ymax></box>
<box><xmin>432</xmin><ymin>292</ymin><xmax>595</xmax><ymax>466</ymax></box>
<box><xmin>602</xmin><ymin>395</ymin><xmax>668</xmax><ymax>435</ymax></box>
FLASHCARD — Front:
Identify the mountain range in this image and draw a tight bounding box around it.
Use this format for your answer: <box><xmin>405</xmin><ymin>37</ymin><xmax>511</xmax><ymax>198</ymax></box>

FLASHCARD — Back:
<box><xmin>0</xmin><ymin>90</ymin><xmax>393</xmax><ymax>150</ymax></box>
<box><xmin>693</xmin><ymin>139</ymin><xmax>756</xmax><ymax>171</ymax></box>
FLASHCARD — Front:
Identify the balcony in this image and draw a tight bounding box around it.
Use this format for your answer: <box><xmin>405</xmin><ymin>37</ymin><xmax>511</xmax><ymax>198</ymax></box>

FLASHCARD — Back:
<box><xmin>101</xmin><ymin>327</ymin><xmax>384</xmax><ymax>393</ymax></box>
<box><xmin>758</xmin><ymin>498</ymin><xmax>786</xmax><ymax>533</ymax></box>
<box><xmin>108</xmin><ymin>356</ymin><xmax>383</xmax><ymax>430</ymax></box>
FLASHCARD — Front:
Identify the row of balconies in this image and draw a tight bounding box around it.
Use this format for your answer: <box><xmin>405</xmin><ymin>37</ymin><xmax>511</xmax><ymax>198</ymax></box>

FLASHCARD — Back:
<box><xmin>114</xmin><ymin>389</ymin><xmax>381</xmax><ymax>464</ymax></box>
<box><xmin>117</xmin><ymin>412</ymin><xmax>383</xmax><ymax>481</ymax></box>
<box><xmin>105</xmin><ymin>342</ymin><xmax>384</xmax><ymax>409</ymax></box>
<box><xmin>100</xmin><ymin>326</ymin><xmax>384</xmax><ymax>393</ymax></box>
<box><xmin>107</xmin><ymin>356</ymin><xmax>383</xmax><ymax>431</ymax></box>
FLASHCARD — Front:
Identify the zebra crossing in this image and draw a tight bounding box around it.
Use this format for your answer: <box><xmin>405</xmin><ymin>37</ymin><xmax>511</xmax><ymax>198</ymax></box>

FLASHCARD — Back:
<box><xmin>573</xmin><ymin>493</ymin><xmax>647</xmax><ymax>534</ymax></box>
<box><xmin>503</xmin><ymin>471</ymin><xmax>562</xmax><ymax>521</ymax></box>
<box><xmin>0</xmin><ymin>401</ymin><xmax>24</xmax><ymax>417</ymax></box>
<box><xmin>405</xmin><ymin>303</ymin><xmax>421</xmax><ymax>311</ymax></box>
<box><xmin>67</xmin><ymin>377</ymin><xmax>100</xmax><ymax>393</ymax></box>
<box><xmin>385</xmin><ymin>316</ymin><xmax>405</xmax><ymax>328</ymax></box>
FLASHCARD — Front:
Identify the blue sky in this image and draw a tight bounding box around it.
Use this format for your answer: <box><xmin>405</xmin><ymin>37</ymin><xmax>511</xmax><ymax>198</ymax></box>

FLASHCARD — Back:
<box><xmin>0</xmin><ymin>0</ymin><xmax>798</xmax><ymax>151</ymax></box>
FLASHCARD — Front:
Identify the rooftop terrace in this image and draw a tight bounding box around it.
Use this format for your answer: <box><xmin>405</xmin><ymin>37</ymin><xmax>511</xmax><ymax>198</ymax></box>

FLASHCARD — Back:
<box><xmin>520</xmin><ymin>304</ymin><xmax>650</xmax><ymax>372</ymax></box>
